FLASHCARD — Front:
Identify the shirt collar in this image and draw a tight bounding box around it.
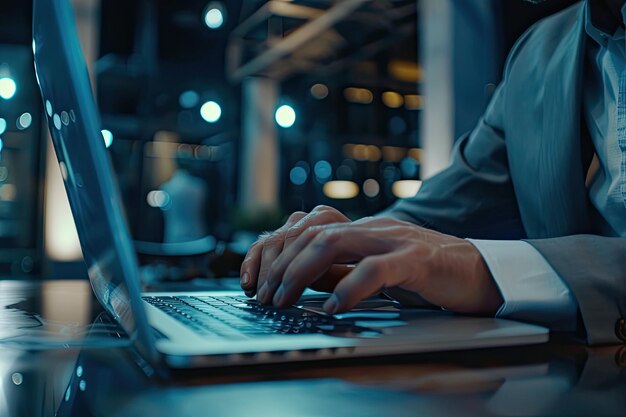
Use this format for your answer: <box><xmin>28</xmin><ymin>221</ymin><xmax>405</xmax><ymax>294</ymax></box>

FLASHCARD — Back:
<box><xmin>585</xmin><ymin>0</ymin><xmax>626</xmax><ymax>45</ymax></box>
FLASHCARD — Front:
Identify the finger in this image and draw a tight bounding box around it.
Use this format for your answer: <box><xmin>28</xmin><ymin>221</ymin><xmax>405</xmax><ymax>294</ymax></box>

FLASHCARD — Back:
<box><xmin>240</xmin><ymin>211</ymin><xmax>306</xmax><ymax>295</ymax></box>
<box><xmin>271</xmin><ymin>226</ymin><xmax>391</xmax><ymax>308</ymax></box>
<box><xmin>259</xmin><ymin>207</ymin><xmax>350</xmax><ymax>303</ymax></box>
<box><xmin>255</xmin><ymin>212</ymin><xmax>307</xmax><ymax>302</ymax></box>
<box><xmin>239</xmin><ymin>241</ymin><xmax>264</xmax><ymax>296</ymax></box>
<box><xmin>309</xmin><ymin>264</ymin><xmax>354</xmax><ymax>293</ymax></box>
<box><xmin>283</xmin><ymin>205</ymin><xmax>351</xmax><ymax>249</ymax></box>
<box><xmin>324</xmin><ymin>253</ymin><xmax>411</xmax><ymax>314</ymax></box>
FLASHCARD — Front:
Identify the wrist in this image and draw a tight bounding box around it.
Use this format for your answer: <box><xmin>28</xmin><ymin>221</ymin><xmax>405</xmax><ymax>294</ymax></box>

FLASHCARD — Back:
<box><xmin>470</xmin><ymin>244</ymin><xmax>503</xmax><ymax>315</ymax></box>
<box><xmin>441</xmin><ymin>240</ymin><xmax>503</xmax><ymax>315</ymax></box>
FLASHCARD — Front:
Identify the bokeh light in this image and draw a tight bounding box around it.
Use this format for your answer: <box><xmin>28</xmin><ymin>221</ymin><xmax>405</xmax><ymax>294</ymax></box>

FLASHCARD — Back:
<box><xmin>17</xmin><ymin>113</ymin><xmax>32</xmax><ymax>130</ymax></box>
<box><xmin>0</xmin><ymin>77</ymin><xmax>17</xmax><ymax>100</ymax></box>
<box><xmin>101</xmin><ymin>129</ymin><xmax>114</xmax><ymax>148</ymax></box>
<box><xmin>200</xmin><ymin>101</ymin><xmax>222</xmax><ymax>123</ymax></box>
<box><xmin>204</xmin><ymin>7</ymin><xmax>224</xmax><ymax>29</ymax></box>
<box><xmin>275</xmin><ymin>104</ymin><xmax>296</xmax><ymax>128</ymax></box>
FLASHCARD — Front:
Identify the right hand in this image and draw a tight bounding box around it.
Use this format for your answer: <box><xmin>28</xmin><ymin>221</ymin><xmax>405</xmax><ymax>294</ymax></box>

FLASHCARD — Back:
<box><xmin>239</xmin><ymin>205</ymin><xmax>351</xmax><ymax>303</ymax></box>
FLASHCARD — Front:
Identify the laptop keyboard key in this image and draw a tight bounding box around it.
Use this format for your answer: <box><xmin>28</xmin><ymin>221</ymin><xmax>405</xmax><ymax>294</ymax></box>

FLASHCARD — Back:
<box><xmin>142</xmin><ymin>295</ymin><xmax>328</xmax><ymax>338</ymax></box>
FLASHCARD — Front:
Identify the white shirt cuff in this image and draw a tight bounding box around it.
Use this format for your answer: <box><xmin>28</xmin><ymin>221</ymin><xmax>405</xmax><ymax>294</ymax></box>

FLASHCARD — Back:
<box><xmin>468</xmin><ymin>239</ymin><xmax>579</xmax><ymax>332</ymax></box>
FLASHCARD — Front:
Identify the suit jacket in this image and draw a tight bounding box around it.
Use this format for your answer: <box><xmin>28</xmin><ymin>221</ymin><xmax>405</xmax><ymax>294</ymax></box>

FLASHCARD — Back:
<box><xmin>384</xmin><ymin>3</ymin><xmax>626</xmax><ymax>345</ymax></box>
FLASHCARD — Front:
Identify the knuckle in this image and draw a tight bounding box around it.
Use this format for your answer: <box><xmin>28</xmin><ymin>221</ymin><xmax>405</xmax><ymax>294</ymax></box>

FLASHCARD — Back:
<box><xmin>312</xmin><ymin>229</ymin><xmax>339</xmax><ymax>247</ymax></box>
<box><xmin>355</xmin><ymin>216</ymin><xmax>374</xmax><ymax>223</ymax></box>
<box><xmin>249</xmin><ymin>240</ymin><xmax>263</xmax><ymax>251</ymax></box>
<box><xmin>263</xmin><ymin>232</ymin><xmax>285</xmax><ymax>248</ymax></box>
<box><xmin>360</xmin><ymin>258</ymin><xmax>384</xmax><ymax>276</ymax></box>
<box><xmin>288</xmin><ymin>211</ymin><xmax>307</xmax><ymax>222</ymax></box>
<box><xmin>285</xmin><ymin>225</ymin><xmax>303</xmax><ymax>241</ymax></box>
<box><xmin>312</xmin><ymin>205</ymin><xmax>332</xmax><ymax>213</ymax></box>
<box><xmin>301</xmin><ymin>226</ymin><xmax>321</xmax><ymax>240</ymax></box>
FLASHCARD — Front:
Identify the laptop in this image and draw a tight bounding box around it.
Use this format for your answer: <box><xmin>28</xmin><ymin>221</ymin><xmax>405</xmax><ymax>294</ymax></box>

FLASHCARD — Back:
<box><xmin>32</xmin><ymin>0</ymin><xmax>548</xmax><ymax>370</ymax></box>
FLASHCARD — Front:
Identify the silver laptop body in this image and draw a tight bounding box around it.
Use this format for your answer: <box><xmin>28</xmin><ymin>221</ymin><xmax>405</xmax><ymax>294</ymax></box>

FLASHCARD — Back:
<box><xmin>33</xmin><ymin>0</ymin><xmax>548</xmax><ymax>370</ymax></box>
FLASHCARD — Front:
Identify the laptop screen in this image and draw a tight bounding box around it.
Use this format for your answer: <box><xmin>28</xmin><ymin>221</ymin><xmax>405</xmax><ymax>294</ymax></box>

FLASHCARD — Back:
<box><xmin>33</xmin><ymin>0</ymin><xmax>156</xmax><ymax>360</ymax></box>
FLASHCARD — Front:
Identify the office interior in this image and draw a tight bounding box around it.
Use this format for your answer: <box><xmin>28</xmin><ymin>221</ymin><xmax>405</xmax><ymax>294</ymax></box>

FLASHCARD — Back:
<box><xmin>0</xmin><ymin>1</ymin><xmax>625</xmax><ymax>417</ymax></box>
<box><xmin>0</xmin><ymin>0</ymin><xmax>583</xmax><ymax>280</ymax></box>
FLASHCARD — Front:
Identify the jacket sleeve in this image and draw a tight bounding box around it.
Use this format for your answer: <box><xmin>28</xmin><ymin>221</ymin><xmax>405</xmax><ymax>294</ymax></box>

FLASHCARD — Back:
<box><xmin>381</xmin><ymin>80</ymin><xmax>526</xmax><ymax>240</ymax></box>
<box><xmin>527</xmin><ymin>236</ymin><xmax>626</xmax><ymax>345</ymax></box>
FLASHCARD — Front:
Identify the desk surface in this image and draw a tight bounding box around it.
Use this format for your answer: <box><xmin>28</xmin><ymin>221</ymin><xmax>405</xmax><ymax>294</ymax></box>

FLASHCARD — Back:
<box><xmin>1</xmin><ymin>280</ymin><xmax>624</xmax><ymax>417</ymax></box>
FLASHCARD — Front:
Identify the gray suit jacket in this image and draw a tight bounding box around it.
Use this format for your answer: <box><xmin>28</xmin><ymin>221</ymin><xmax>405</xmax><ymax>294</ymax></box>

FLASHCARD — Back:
<box><xmin>384</xmin><ymin>3</ymin><xmax>625</xmax><ymax>345</ymax></box>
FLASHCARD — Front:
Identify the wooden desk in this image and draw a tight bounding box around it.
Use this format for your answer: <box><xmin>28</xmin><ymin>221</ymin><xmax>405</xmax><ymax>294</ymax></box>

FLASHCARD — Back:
<box><xmin>1</xmin><ymin>280</ymin><xmax>624</xmax><ymax>417</ymax></box>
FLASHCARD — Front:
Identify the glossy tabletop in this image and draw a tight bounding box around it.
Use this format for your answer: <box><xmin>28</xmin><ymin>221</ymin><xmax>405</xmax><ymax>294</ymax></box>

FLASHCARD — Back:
<box><xmin>1</xmin><ymin>280</ymin><xmax>624</xmax><ymax>417</ymax></box>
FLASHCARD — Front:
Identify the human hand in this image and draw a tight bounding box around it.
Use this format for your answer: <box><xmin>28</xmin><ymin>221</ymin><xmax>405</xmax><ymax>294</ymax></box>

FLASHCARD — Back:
<box><xmin>239</xmin><ymin>205</ymin><xmax>352</xmax><ymax>300</ymax></box>
<box><xmin>260</xmin><ymin>217</ymin><xmax>503</xmax><ymax>315</ymax></box>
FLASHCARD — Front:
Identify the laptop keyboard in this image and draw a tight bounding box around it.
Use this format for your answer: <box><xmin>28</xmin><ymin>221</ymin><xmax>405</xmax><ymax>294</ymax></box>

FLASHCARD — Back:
<box><xmin>142</xmin><ymin>295</ymin><xmax>332</xmax><ymax>338</ymax></box>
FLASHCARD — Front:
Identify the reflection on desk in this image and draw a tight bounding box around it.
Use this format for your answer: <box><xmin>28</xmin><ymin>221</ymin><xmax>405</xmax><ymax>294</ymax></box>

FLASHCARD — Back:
<box><xmin>1</xmin><ymin>280</ymin><xmax>625</xmax><ymax>417</ymax></box>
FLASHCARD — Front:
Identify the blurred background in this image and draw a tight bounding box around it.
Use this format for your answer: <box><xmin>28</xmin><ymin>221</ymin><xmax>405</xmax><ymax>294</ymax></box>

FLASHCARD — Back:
<box><xmin>0</xmin><ymin>0</ymin><xmax>578</xmax><ymax>280</ymax></box>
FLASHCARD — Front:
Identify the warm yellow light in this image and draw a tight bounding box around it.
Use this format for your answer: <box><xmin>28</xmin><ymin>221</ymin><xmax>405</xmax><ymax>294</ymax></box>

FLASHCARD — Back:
<box><xmin>342</xmin><ymin>143</ymin><xmax>355</xmax><ymax>158</ymax></box>
<box><xmin>382</xmin><ymin>91</ymin><xmax>404</xmax><ymax>108</ymax></box>
<box><xmin>366</xmin><ymin>145</ymin><xmax>381</xmax><ymax>161</ymax></box>
<box><xmin>405</xmin><ymin>94</ymin><xmax>424</xmax><ymax>110</ymax></box>
<box><xmin>388</xmin><ymin>61</ymin><xmax>423</xmax><ymax>83</ymax></box>
<box><xmin>382</xmin><ymin>146</ymin><xmax>406</xmax><ymax>162</ymax></box>
<box><xmin>344</xmin><ymin>87</ymin><xmax>373</xmax><ymax>104</ymax></box>
<box><xmin>45</xmin><ymin>138</ymin><xmax>82</xmax><ymax>261</ymax></box>
<box><xmin>353</xmin><ymin>144</ymin><xmax>368</xmax><ymax>160</ymax></box>
<box><xmin>408</xmin><ymin>148</ymin><xmax>422</xmax><ymax>161</ymax></box>
<box><xmin>392</xmin><ymin>180</ymin><xmax>423</xmax><ymax>198</ymax></box>
<box><xmin>323</xmin><ymin>180</ymin><xmax>359</xmax><ymax>199</ymax></box>
<box><xmin>346</xmin><ymin>144</ymin><xmax>382</xmax><ymax>161</ymax></box>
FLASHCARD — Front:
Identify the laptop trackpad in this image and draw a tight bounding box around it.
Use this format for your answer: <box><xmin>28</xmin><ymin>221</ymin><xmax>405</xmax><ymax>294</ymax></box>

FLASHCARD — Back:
<box><xmin>295</xmin><ymin>296</ymin><xmax>406</xmax><ymax>336</ymax></box>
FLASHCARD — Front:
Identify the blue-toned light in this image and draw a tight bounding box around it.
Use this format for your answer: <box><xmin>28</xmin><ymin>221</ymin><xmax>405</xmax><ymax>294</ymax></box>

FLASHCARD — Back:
<box><xmin>204</xmin><ymin>8</ymin><xmax>224</xmax><ymax>29</ymax></box>
<box><xmin>11</xmin><ymin>372</ymin><xmax>23</xmax><ymax>386</ymax></box>
<box><xmin>179</xmin><ymin>90</ymin><xmax>200</xmax><ymax>109</ymax></box>
<box><xmin>314</xmin><ymin>160</ymin><xmax>332</xmax><ymax>181</ymax></box>
<box><xmin>275</xmin><ymin>104</ymin><xmax>296</xmax><ymax>128</ymax></box>
<box><xmin>0</xmin><ymin>118</ymin><xmax>6</xmax><ymax>135</ymax></box>
<box><xmin>101</xmin><ymin>129</ymin><xmax>114</xmax><ymax>148</ymax></box>
<box><xmin>200</xmin><ymin>101</ymin><xmax>222</xmax><ymax>123</ymax></box>
<box><xmin>289</xmin><ymin>166</ymin><xmax>308</xmax><ymax>186</ymax></box>
<box><xmin>17</xmin><ymin>112</ymin><xmax>32</xmax><ymax>130</ymax></box>
<box><xmin>147</xmin><ymin>190</ymin><xmax>172</xmax><ymax>210</ymax></box>
<box><xmin>0</xmin><ymin>77</ymin><xmax>17</xmax><ymax>100</ymax></box>
<box><xmin>0</xmin><ymin>138</ymin><xmax>4</xmax><ymax>153</ymax></box>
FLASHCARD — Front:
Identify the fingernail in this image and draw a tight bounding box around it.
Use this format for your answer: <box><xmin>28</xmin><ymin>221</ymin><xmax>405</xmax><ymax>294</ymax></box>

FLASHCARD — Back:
<box><xmin>273</xmin><ymin>286</ymin><xmax>284</xmax><ymax>306</ymax></box>
<box><xmin>241</xmin><ymin>272</ymin><xmax>250</xmax><ymax>287</ymax></box>
<box><xmin>257</xmin><ymin>282</ymin><xmax>268</xmax><ymax>303</ymax></box>
<box><xmin>324</xmin><ymin>294</ymin><xmax>339</xmax><ymax>315</ymax></box>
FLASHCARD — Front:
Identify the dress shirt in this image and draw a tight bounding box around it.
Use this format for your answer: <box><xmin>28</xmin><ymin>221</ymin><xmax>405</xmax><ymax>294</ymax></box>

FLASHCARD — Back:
<box><xmin>470</xmin><ymin>0</ymin><xmax>626</xmax><ymax>331</ymax></box>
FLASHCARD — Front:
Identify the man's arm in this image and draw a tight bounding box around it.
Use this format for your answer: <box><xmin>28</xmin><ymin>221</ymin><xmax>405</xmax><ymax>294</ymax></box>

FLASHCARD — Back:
<box><xmin>528</xmin><ymin>235</ymin><xmax>626</xmax><ymax>344</ymax></box>
<box><xmin>380</xmin><ymin>84</ymin><xmax>526</xmax><ymax>241</ymax></box>
<box><xmin>469</xmin><ymin>239</ymin><xmax>579</xmax><ymax>332</ymax></box>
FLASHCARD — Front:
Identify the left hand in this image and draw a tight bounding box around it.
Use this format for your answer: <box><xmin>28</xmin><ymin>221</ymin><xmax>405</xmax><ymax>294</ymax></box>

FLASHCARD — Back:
<box><xmin>263</xmin><ymin>217</ymin><xmax>503</xmax><ymax>315</ymax></box>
